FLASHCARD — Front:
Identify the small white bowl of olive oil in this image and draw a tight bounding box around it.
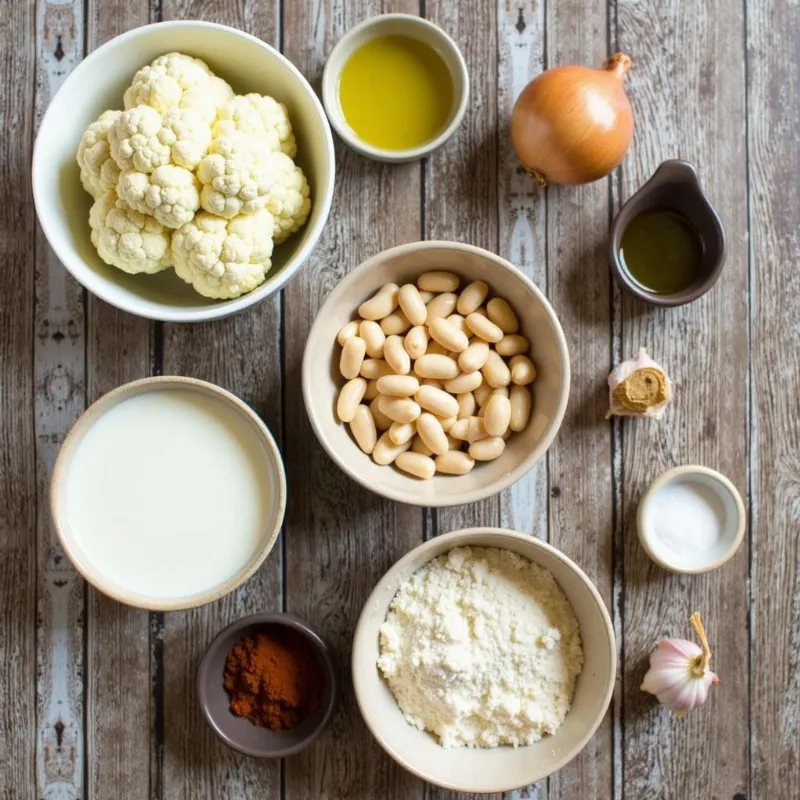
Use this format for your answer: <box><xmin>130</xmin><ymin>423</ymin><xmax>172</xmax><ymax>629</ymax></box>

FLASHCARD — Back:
<box><xmin>322</xmin><ymin>14</ymin><xmax>469</xmax><ymax>163</ymax></box>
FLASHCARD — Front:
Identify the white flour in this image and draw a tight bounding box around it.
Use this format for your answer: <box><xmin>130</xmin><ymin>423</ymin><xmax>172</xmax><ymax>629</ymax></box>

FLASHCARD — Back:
<box><xmin>377</xmin><ymin>546</ymin><xmax>583</xmax><ymax>748</ymax></box>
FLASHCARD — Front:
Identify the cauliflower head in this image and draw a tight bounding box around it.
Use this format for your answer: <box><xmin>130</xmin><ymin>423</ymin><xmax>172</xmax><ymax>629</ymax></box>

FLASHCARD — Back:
<box><xmin>89</xmin><ymin>190</ymin><xmax>171</xmax><ymax>275</ymax></box>
<box><xmin>213</xmin><ymin>94</ymin><xmax>297</xmax><ymax>157</ymax></box>
<box><xmin>77</xmin><ymin>110</ymin><xmax>122</xmax><ymax>197</ymax></box>
<box><xmin>117</xmin><ymin>165</ymin><xmax>200</xmax><ymax>229</ymax></box>
<box><xmin>123</xmin><ymin>53</ymin><xmax>232</xmax><ymax>123</ymax></box>
<box><xmin>171</xmin><ymin>210</ymin><xmax>274</xmax><ymax>299</ymax></box>
<box><xmin>264</xmin><ymin>153</ymin><xmax>311</xmax><ymax>244</ymax></box>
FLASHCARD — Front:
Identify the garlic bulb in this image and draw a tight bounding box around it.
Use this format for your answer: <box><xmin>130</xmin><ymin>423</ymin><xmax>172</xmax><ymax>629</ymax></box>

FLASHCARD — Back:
<box><xmin>606</xmin><ymin>347</ymin><xmax>671</xmax><ymax>418</ymax></box>
<box><xmin>641</xmin><ymin>612</ymin><xmax>718</xmax><ymax>715</ymax></box>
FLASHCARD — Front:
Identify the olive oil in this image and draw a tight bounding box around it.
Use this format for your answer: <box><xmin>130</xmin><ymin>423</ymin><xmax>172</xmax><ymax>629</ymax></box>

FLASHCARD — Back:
<box><xmin>338</xmin><ymin>35</ymin><xmax>454</xmax><ymax>150</ymax></box>
<box><xmin>619</xmin><ymin>209</ymin><xmax>703</xmax><ymax>294</ymax></box>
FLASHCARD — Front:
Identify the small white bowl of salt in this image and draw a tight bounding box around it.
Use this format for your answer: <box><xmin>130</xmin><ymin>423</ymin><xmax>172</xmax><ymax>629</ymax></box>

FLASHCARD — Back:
<box><xmin>637</xmin><ymin>465</ymin><xmax>746</xmax><ymax>574</ymax></box>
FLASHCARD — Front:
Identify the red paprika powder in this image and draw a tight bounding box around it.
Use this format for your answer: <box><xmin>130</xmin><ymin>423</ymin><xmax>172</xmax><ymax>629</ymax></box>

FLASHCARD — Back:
<box><xmin>223</xmin><ymin>626</ymin><xmax>324</xmax><ymax>730</ymax></box>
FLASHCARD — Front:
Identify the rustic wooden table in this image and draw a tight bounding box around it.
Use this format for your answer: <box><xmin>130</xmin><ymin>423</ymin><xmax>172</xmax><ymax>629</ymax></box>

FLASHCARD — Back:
<box><xmin>3</xmin><ymin>0</ymin><xmax>797</xmax><ymax>797</ymax></box>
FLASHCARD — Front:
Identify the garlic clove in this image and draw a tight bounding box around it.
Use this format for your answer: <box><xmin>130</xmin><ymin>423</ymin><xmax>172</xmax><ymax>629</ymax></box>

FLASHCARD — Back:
<box><xmin>606</xmin><ymin>347</ymin><xmax>672</xmax><ymax>418</ymax></box>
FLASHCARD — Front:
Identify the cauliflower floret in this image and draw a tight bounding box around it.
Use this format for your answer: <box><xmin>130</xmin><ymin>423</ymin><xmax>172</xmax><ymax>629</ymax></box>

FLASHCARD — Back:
<box><xmin>212</xmin><ymin>94</ymin><xmax>297</xmax><ymax>157</ymax></box>
<box><xmin>171</xmin><ymin>210</ymin><xmax>274</xmax><ymax>299</ymax></box>
<box><xmin>89</xmin><ymin>190</ymin><xmax>171</xmax><ymax>275</ymax></box>
<box><xmin>77</xmin><ymin>110</ymin><xmax>122</xmax><ymax>197</ymax></box>
<box><xmin>196</xmin><ymin>133</ymin><xmax>276</xmax><ymax>219</ymax></box>
<box><xmin>117</xmin><ymin>165</ymin><xmax>200</xmax><ymax>229</ymax></box>
<box><xmin>264</xmin><ymin>153</ymin><xmax>311</xmax><ymax>244</ymax></box>
<box><xmin>160</xmin><ymin>108</ymin><xmax>212</xmax><ymax>170</ymax></box>
<box><xmin>108</xmin><ymin>106</ymin><xmax>172</xmax><ymax>173</ymax></box>
<box><xmin>123</xmin><ymin>52</ymin><xmax>232</xmax><ymax>123</ymax></box>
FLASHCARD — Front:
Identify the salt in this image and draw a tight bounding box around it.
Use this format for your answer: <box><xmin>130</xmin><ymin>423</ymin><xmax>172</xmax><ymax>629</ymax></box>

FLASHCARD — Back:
<box><xmin>646</xmin><ymin>480</ymin><xmax>724</xmax><ymax>556</ymax></box>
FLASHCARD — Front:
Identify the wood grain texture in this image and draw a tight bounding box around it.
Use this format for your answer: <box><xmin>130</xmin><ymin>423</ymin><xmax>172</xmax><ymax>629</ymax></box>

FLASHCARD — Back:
<box><xmin>425</xmin><ymin>0</ymin><xmax>499</xmax><ymax>540</ymax></box>
<box><xmin>0</xmin><ymin>0</ymin><xmax>37</xmax><ymax>796</ymax></box>
<box><xmin>281</xmin><ymin>1</ymin><xmax>426</xmax><ymax>797</ymax></box>
<box><xmin>157</xmin><ymin>2</ymin><xmax>284</xmax><ymax>798</ymax></box>
<box><xmin>747</xmin><ymin>0</ymin><xmax>800</xmax><ymax>795</ymax></box>
<box><xmin>83</xmin><ymin>2</ymin><xmax>155</xmax><ymax>798</ymax></box>
<box><xmin>615</xmin><ymin>0</ymin><xmax>749</xmax><ymax>797</ymax></box>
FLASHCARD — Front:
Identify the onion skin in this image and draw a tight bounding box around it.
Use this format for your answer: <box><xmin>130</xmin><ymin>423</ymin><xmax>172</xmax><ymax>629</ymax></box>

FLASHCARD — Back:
<box><xmin>512</xmin><ymin>53</ymin><xmax>633</xmax><ymax>186</ymax></box>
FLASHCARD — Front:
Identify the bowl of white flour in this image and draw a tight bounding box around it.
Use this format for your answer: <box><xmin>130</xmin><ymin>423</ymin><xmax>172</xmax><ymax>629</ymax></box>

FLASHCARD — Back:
<box><xmin>352</xmin><ymin>528</ymin><xmax>615</xmax><ymax>793</ymax></box>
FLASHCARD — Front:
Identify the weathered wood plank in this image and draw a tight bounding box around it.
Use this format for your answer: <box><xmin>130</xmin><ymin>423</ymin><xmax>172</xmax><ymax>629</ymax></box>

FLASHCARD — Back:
<box><xmin>747</xmin><ymin>0</ymin><xmax>800</xmax><ymax>795</ymax></box>
<box><xmin>281</xmin><ymin>1</ymin><xmax>426</xmax><ymax>797</ymax></box>
<box><xmin>33</xmin><ymin>2</ymin><xmax>87</xmax><ymax>797</ymax></box>
<box><xmin>0</xmin><ymin>0</ymin><xmax>38</xmax><ymax>796</ymax></box>
<box><xmin>426</xmin><ymin>0</ymin><xmax>499</xmax><ymax>535</ymax></box>
<box><xmin>542</xmin><ymin>1</ymin><xmax>615</xmax><ymax>796</ymax></box>
<box><xmin>157</xmin><ymin>1</ymin><xmax>284</xmax><ymax>798</ymax></box>
<box><xmin>615</xmin><ymin>0</ymin><xmax>749</xmax><ymax>796</ymax></box>
<box><xmin>83</xmin><ymin>3</ymin><xmax>154</xmax><ymax>798</ymax></box>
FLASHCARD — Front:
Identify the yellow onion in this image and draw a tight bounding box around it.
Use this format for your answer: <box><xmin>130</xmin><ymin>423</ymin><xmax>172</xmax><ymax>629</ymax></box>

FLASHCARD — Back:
<box><xmin>511</xmin><ymin>52</ymin><xmax>633</xmax><ymax>186</ymax></box>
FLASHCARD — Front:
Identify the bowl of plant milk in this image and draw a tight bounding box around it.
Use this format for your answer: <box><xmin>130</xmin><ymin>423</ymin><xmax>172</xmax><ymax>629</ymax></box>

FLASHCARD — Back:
<box><xmin>51</xmin><ymin>377</ymin><xmax>286</xmax><ymax>610</ymax></box>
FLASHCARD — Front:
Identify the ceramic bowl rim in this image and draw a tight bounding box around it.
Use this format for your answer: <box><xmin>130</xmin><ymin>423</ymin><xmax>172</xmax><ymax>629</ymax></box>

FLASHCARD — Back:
<box><xmin>351</xmin><ymin>527</ymin><xmax>617</xmax><ymax>792</ymax></box>
<box><xmin>31</xmin><ymin>19</ymin><xmax>335</xmax><ymax>323</ymax></box>
<box><xmin>636</xmin><ymin>464</ymin><xmax>746</xmax><ymax>574</ymax></box>
<box><xmin>49</xmin><ymin>376</ymin><xmax>287</xmax><ymax>610</ymax></box>
<box><xmin>197</xmin><ymin>611</ymin><xmax>340</xmax><ymax>758</ymax></box>
<box><xmin>321</xmin><ymin>13</ymin><xmax>470</xmax><ymax>163</ymax></box>
<box><xmin>301</xmin><ymin>240</ymin><xmax>571</xmax><ymax>507</ymax></box>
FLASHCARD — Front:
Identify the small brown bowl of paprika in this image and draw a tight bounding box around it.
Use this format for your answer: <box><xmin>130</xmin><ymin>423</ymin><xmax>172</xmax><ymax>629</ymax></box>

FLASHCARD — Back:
<box><xmin>197</xmin><ymin>612</ymin><xmax>339</xmax><ymax>758</ymax></box>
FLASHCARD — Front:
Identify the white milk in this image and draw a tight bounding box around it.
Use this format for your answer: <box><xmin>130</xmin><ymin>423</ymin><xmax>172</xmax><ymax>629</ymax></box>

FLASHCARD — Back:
<box><xmin>66</xmin><ymin>389</ymin><xmax>271</xmax><ymax>599</ymax></box>
<box><xmin>646</xmin><ymin>480</ymin><xmax>724</xmax><ymax>556</ymax></box>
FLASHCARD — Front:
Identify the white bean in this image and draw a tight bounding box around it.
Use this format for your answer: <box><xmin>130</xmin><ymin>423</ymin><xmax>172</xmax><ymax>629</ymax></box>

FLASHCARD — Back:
<box><xmin>429</xmin><ymin>317</ymin><xmax>469</xmax><ymax>353</ymax></box>
<box><xmin>456</xmin><ymin>280</ymin><xmax>489</xmax><ymax>315</ymax></box>
<box><xmin>482</xmin><ymin>350</ymin><xmax>511</xmax><ymax>388</ymax></box>
<box><xmin>467</xmin><ymin>416</ymin><xmax>488</xmax><ymax>443</ymax></box>
<box><xmin>478</xmin><ymin>387</ymin><xmax>509</xmax><ymax>416</ymax></box>
<box><xmin>340</xmin><ymin>336</ymin><xmax>366</xmax><ymax>379</ymax></box>
<box><xmin>473</xmin><ymin>380</ymin><xmax>491</xmax><ymax>408</ymax></box>
<box><xmin>419</xmin><ymin>290</ymin><xmax>435</xmax><ymax>304</ymax></box>
<box><xmin>449</xmin><ymin>418</ymin><xmax>470</xmax><ymax>441</ymax></box>
<box><xmin>483</xmin><ymin>393</ymin><xmax>511</xmax><ymax>437</ymax></box>
<box><xmin>349</xmin><ymin>404</ymin><xmax>377</xmax><ymax>454</ymax></box>
<box><xmin>510</xmin><ymin>355</ymin><xmax>536</xmax><ymax>385</ymax></box>
<box><xmin>457</xmin><ymin>391</ymin><xmax>476</xmax><ymax>419</ymax></box>
<box><xmin>469</xmin><ymin>436</ymin><xmax>506</xmax><ymax>461</ymax></box>
<box><xmin>360</xmin><ymin>358</ymin><xmax>393</xmax><ymax>379</ymax></box>
<box><xmin>376</xmin><ymin>374</ymin><xmax>420</xmax><ymax>397</ymax></box>
<box><xmin>444</xmin><ymin>370</ymin><xmax>483</xmax><ymax>394</ymax></box>
<box><xmin>445</xmin><ymin>314</ymin><xmax>469</xmax><ymax>336</ymax></box>
<box><xmin>418</xmin><ymin>271</ymin><xmax>459</xmax><ymax>293</ymax></box>
<box><xmin>337</xmin><ymin>320</ymin><xmax>359</xmax><ymax>346</ymax></box>
<box><xmin>337</xmin><ymin>377</ymin><xmax>367</xmax><ymax>422</ymax></box>
<box><xmin>415</xmin><ymin>384</ymin><xmax>459</xmax><ymax>418</ymax></box>
<box><xmin>439</xmin><ymin>416</ymin><xmax>458</xmax><ymax>432</ymax></box>
<box><xmin>378</xmin><ymin>395</ymin><xmax>421</xmax><ymax>424</ymax></box>
<box><xmin>510</xmin><ymin>385</ymin><xmax>532</xmax><ymax>432</ymax></box>
<box><xmin>411</xmin><ymin>435</ymin><xmax>434</xmax><ymax>456</ymax></box>
<box><xmin>395</xmin><ymin>451</ymin><xmax>436</xmax><ymax>479</ymax></box>
<box><xmin>422</xmin><ymin>378</ymin><xmax>444</xmax><ymax>389</ymax></box>
<box><xmin>425</xmin><ymin>292</ymin><xmax>458</xmax><ymax>321</ymax></box>
<box><xmin>458</xmin><ymin>340</ymin><xmax>490</xmax><ymax>372</ymax></box>
<box><xmin>372</xmin><ymin>432</ymin><xmax>411</xmax><ymax>465</ymax></box>
<box><xmin>380</xmin><ymin>310</ymin><xmax>412</xmax><ymax>335</ymax></box>
<box><xmin>364</xmin><ymin>379</ymin><xmax>380</xmax><ymax>401</ymax></box>
<box><xmin>486</xmin><ymin>297</ymin><xmax>519</xmax><ymax>334</ymax></box>
<box><xmin>465</xmin><ymin>312</ymin><xmax>504</xmax><ymax>343</ymax></box>
<box><xmin>359</xmin><ymin>320</ymin><xmax>386</xmax><ymax>358</ymax></box>
<box><xmin>435</xmin><ymin>451</ymin><xmax>475</xmax><ymax>475</ymax></box>
<box><xmin>496</xmin><ymin>334</ymin><xmax>530</xmax><ymax>357</ymax></box>
<box><xmin>384</xmin><ymin>334</ymin><xmax>411</xmax><ymax>375</ymax></box>
<box><xmin>389</xmin><ymin>420</ymin><xmax>416</xmax><ymax>445</ymax></box>
<box><xmin>404</xmin><ymin>326</ymin><xmax>429</xmax><ymax>360</ymax></box>
<box><xmin>369</xmin><ymin>397</ymin><xmax>393</xmax><ymax>430</ymax></box>
<box><xmin>358</xmin><ymin>283</ymin><xmax>399</xmax><ymax>321</ymax></box>
<box><xmin>425</xmin><ymin>340</ymin><xmax>450</xmax><ymax>357</ymax></box>
<box><xmin>447</xmin><ymin>433</ymin><xmax>462</xmax><ymax>450</ymax></box>
<box><xmin>416</xmin><ymin>412</ymin><xmax>449</xmax><ymax>455</ymax></box>
<box><xmin>414</xmin><ymin>354</ymin><xmax>460</xmax><ymax>380</ymax></box>
<box><xmin>397</xmin><ymin>284</ymin><xmax>428</xmax><ymax>326</ymax></box>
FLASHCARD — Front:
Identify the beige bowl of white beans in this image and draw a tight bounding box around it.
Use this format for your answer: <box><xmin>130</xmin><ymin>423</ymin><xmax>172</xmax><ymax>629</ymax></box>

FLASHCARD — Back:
<box><xmin>302</xmin><ymin>241</ymin><xmax>570</xmax><ymax>506</ymax></box>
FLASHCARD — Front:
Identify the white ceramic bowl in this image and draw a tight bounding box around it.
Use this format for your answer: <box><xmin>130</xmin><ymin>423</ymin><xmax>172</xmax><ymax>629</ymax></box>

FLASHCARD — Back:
<box><xmin>32</xmin><ymin>21</ymin><xmax>335</xmax><ymax>322</ymax></box>
<box><xmin>302</xmin><ymin>241</ymin><xmax>570</xmax><ymax>507</ymax></box>
<box><xmin>322</xmin><ymin>14</ymin><xmax>469</xmax><ymax>162</ymax></box>
<box><xmin>352</xmin><ymin>528</ymin><xmax>616</xmax><ymax>793</ymax></box>
<box><xmin>637</xmin><ymin>465</ymin><xmax>746</xmax><ymax>574</ymax></box>
<box><xmin>50</xmin><ymin>377</ymin><xmax>286</xmax><ymax>610</ymax></box>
